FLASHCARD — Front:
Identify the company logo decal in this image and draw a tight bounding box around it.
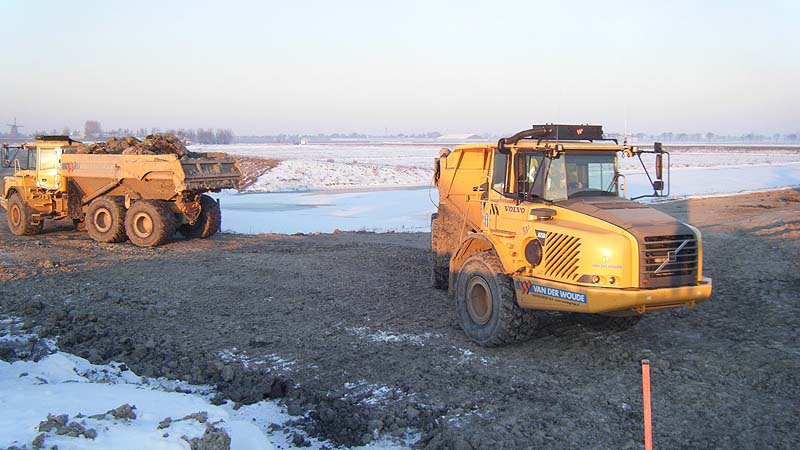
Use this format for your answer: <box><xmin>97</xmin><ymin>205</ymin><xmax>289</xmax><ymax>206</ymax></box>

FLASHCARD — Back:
<box><xmin>515</xmin><ymin>281</ymin><xmax>587</xmax><ymax>304</ymax></box>
<box><xmin>504</xmin><ymin>205</ymin><xmax>526</xmax><ymax>214</ymax></box>
<box><xmin>655</xmin><ymin>239</ymin><xmax>691</xmax><ymax>273</ymax></box>
<box><xmin>576</xmin><ymin>128</ymin><xmax>584</xmax><ymax>135</ymax></box>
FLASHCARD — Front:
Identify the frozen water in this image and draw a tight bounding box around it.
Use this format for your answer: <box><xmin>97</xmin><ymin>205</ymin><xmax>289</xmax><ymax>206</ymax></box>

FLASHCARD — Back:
<box><xmin>196</xmin><ymin>143</ymin><xmax>800</xmax><ymax>234</ymax></box>
<box><xmin>215</xmin><ymin>187</ymin><xmax>438</xmax><ymax>234</ymax></box>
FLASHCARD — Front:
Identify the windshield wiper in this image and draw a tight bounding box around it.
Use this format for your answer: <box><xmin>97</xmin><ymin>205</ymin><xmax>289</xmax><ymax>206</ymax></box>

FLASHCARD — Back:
<box><xmin>605</xmin><ymin>173</ymin><xmax>620</xmax><ymax>193</ymax></box>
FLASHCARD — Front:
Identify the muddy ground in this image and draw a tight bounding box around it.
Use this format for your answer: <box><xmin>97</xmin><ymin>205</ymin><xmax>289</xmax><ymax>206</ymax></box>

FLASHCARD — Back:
<box><xmin>0</xmin><ymin>189</ymin><xmax>798</xmax><ymax>449</ymax></box>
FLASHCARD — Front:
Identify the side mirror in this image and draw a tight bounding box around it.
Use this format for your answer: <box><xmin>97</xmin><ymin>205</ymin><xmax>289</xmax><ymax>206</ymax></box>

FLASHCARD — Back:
<box><xmin>653</xmin><ymin>180</ymin><xmax>664</xmax><ymax>191</ymax></box>
<box><xmin>655</xmin><ymin>153</ymin><xmax>663</xmax><ymax>181</ymax></box>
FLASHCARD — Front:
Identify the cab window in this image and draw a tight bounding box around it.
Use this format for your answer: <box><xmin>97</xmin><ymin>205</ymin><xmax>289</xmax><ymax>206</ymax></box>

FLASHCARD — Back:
<box><xmin>565</xmin><ymin>153</ymin><xmax>617</xmax><ymax>197</ymax></box>
<box><xmin>491</xmin><ymin>151</ymin><xmax>508</xmax><ymax>193</ymax></box>
<box><xmin>516</xmin><ymin>152</ymin><xmax>544</xmax><ymax>195</ymax></box>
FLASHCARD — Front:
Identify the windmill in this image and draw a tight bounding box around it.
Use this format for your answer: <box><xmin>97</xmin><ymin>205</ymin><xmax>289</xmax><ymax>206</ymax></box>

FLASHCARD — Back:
<box><xmin>6</xmin><ymin>117</ymin><xmax>24</xmax><ymax>138</ymax></box>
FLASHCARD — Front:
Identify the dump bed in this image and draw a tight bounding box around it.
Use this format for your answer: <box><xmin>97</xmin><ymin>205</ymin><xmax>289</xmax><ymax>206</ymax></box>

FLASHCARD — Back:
<box><xmin>60</xmin><ymin>153</ymin><xmax>240</xmax><ymax>201</ymax></box>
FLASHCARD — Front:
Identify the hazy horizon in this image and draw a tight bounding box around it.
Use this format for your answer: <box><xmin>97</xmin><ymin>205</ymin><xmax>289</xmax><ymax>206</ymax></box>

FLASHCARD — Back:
<box><xmin>2</xmin><ymin>1</ymin><xmax>798</xmax><ymax>136</ymax></box>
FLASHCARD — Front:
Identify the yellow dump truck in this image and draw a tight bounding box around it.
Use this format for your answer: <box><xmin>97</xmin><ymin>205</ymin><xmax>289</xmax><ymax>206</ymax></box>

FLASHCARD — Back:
<box><xmin>1</xmin><ymin>136</ymin><xmax>240</xmax><ymax>246</ymax></box>
<box><xmin>432</xmin><ymin>124</ymin><xmax>712</xmax><ymax>346</ymax></box>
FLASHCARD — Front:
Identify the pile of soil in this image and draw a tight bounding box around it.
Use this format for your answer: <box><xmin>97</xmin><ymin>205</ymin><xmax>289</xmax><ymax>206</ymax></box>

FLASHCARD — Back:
<box><xmin>78</xmin><ymin>134</ymin><xmax>190</xmax><ymax>158</ymax></box>
<box><xmin>233</xmin><ymin>156</ymin><xmax>281</xmax><ymax>189</ymax></box>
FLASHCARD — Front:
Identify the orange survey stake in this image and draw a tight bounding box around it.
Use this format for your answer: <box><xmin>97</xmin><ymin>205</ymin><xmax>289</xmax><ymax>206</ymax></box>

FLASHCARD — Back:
<box><xmin>642</xmin><ymin>359</ymin><xmax>653</xmax><ymax>450</ymax></box>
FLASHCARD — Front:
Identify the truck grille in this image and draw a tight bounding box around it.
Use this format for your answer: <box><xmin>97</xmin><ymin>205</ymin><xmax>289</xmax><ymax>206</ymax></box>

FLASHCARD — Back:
<box><xmin>642</xmin><ymin>234</ymin><xmax>698</xmax><ymax>286</ymax></box>
<box><xmin>543</xmin><ymin>233</ymin><xmax>581</xmax><ymax>282</ymax></box>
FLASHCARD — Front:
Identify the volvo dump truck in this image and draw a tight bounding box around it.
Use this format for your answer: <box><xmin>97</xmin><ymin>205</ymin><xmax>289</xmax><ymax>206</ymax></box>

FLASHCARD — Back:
<box><xmin>1</xmin><ymin>136</ymin><xmax>240</xmax><ymax>247</ymax></box>
<box><xmin>432</xmin><ymin>124</ymin><xmax>712</xmax><ymax>346</ymax></box>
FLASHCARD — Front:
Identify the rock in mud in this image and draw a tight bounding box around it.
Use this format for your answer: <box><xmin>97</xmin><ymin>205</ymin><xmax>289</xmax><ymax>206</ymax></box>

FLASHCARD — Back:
<box><xmin>109</xmin><ymin>403</ymin><xmax>137</xmax><ymax>420</ymax></box>
<box><xmin>183</xmin><ymin>423</ymin><xmax>231</xmax><ymax>450</ymax></box>
<box><xmin>180</xmin><ymin>411</ymin><xmax>209</xmax><ymax>424</ymax></box>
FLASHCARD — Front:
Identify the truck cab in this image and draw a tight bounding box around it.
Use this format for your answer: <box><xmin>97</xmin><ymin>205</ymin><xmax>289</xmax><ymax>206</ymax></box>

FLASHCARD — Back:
<box><xmin>1</xmin><ymin>136</ymin><xmax>79</xmax><ymax>233</ymax></box>
<box><xmin>432</xmin><ymin>124</ymin><xmax>712</xmax><ymax>346</ymax></box>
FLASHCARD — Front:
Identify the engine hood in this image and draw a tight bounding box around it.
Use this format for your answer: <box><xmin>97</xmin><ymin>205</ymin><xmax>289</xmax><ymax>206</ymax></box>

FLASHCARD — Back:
<box><xmin>558</xmin><ymin>196</ymin><xmax>695</xmax><ymax>238</ymax></box>
<box><xmin>558</xmin><ymin>196</ymin><xmax>700</xmax><ymax>289</ymax></box>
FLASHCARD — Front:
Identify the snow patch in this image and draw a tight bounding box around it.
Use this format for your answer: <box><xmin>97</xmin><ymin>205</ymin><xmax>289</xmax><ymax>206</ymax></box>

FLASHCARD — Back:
<box><xmin>247</xmin><ymin>159</ymin><xmax>430</xmax><ymax>192</ymax></box>
<box><xmin>347</xmin><ymin>327</ymin><xmax>439</xmax><ymax>346</ymax></box>
<box><xmin>218</xmin><ymin>347</ymin><xmax>296</xmax><ymax>372</ymax></box>
<box><xmin>451</xmin><ymin>347</ymin><xmax>494</xmax><ymax>366</ymax></box>
<box><xmin>0</xmin><ymin>319</ymin><xmax>412</xmax><ymax>450</ymax></box>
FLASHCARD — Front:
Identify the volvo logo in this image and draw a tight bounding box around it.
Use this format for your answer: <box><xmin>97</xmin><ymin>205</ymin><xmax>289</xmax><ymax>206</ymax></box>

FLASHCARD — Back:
<box><xmin>655</xmin><ymin>239</ymin><xmax>691</xmax><ymax>273</ymax></box>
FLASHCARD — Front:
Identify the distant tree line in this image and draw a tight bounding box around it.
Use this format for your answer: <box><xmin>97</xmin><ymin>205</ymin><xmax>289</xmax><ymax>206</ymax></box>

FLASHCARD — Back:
<box><xmin>12</xmin><ymin>121</ymin><xmax>800</xmax><ymax>145</ymax></box>
<box><xmin>57</xmin><ymin>121</ymin><xmax>236</xmax><ymax>144</ymax></box>
<box><xmin>239</xmin><ymin>131</ymin><xmax>446</xmax><ymax>144</ymax></box>
<box><xmin>615</xmin><ymin>132</ymin><xmax>800</xmax><ymax>144</ymax></box>
<box><xmin>169</xmin><ymin>128</ymin><xmax>235</xmax><ymax>145</ymax></box>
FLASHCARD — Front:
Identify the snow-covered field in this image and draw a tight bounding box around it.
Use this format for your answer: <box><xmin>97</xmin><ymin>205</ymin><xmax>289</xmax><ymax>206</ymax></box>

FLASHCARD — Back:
<box><xmin>193</xmin><ymin>143</ymin><xmax>800</xmax><ymax>234</ymax></box>
<box><xmin>0</xmin><ymin>318</ymin><xmax>411</xmax><ymax>450</ymax></box>
<box><xmin>194</xmin><ymin>143</ymin><xmax>437</xmax><ymax>192</ymax></box>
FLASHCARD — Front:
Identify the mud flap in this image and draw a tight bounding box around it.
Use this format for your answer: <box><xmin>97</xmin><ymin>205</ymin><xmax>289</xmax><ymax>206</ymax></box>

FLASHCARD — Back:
<box><xmin>67</xmin><ymin>181</ymin><xmax>85</xmax><ymax>220</ymax></box>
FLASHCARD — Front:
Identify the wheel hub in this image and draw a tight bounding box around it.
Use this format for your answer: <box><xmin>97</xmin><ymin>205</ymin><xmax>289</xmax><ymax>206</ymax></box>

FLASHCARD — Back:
<box><xmin>93</xmin><ymin>208</ymin><xmax>112</xmax><ymax>233</ymax></box>
<box><xmin>466</xmin><ymin>276</ymin><xmax>493</xmax><ymax>325</ymax></box>
<box><xmin>10</xmin><ymin>205</ymin><xmax>22</xmax><ymax>227</ymax></box>
<box><xmin>132</xmin><ymin>212</ymin><xmax>154</xmax><ymax>238</ymax></box>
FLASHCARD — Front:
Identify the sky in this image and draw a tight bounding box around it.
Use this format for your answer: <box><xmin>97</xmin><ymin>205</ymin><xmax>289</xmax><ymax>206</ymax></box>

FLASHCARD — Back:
<box><xmin>1</xmin><ymin>0</ymin><xmax>798</xmax><ymax>136</ymax></box>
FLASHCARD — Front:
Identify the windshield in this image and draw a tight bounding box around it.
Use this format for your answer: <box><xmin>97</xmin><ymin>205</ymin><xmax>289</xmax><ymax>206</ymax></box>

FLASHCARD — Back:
<box><xmin>525</xmin><ymin>151</ymin><xmax>618</xmax><ymax>202</ymax></box>
<box><xmin>564</xmin><ymin>153</ymin><xmax>618</xmax><ymax>198</ymax></box>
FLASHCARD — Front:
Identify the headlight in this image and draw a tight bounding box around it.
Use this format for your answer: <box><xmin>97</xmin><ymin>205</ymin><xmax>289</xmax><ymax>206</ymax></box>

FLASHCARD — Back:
<box><xmin>524</xmin><ymin>240</ymin><xmax>543</xmax><ymax>266</ymax></box>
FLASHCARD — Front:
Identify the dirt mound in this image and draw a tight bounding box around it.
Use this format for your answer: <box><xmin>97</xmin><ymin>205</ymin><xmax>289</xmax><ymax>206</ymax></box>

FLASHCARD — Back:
<box><xmin>233</xmin><ymin>156</ymin><xmax>281</xmax><ymax>189</ymax></box>
<box><xmin>79</xmin><ymin>134</ymin><xmax>190</xmax><ymax>158</ymax></box>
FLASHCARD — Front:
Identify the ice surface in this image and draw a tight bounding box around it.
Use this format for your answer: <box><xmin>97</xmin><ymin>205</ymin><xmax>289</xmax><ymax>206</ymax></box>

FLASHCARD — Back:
<box><xmin>197</xmin><ymin>143</ymin><xmax>800</xmax><ymax>234</ymax></box>
<box><xmin>215</xmin><ymin>187</ymin><xmax>439</xmax><ymax>234</ymax></box>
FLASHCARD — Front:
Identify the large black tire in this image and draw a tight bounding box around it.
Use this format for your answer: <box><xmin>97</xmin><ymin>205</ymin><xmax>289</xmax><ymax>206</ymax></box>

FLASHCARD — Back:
<box><xmin>178</xmin><ymin>194</ymin><xmax>221</xmax><ymax>239</ymax></box>
<box><xmin>455</xmin><ymin>252</ymin><xmax>537</xmax><ymax>347</ymax></box>
<box><xmin>124</xmin><ymin>200</ymin><xmax>177</xmax><ymax>247</ymax></box>
<box><xmin>86</xmin><ymin>196</ymin><xmax>127</xmax><ymax>243</ymax></box>
<box><xmin>430</xmin><ymin>213</ymin><xmax>449</xmax><ymax>290</ymax></box>
<box><xmin>6</xmin><ymin>192</ymin><xmax>43</xmax><ymax>236</ymax></box>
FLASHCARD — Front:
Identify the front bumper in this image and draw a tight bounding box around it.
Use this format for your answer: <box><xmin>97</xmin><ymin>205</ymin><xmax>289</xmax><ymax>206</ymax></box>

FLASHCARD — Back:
<box><xmin>513</xmin><ymin>275</ymin><xmax>712</xmax><ymax>315</ymax></box>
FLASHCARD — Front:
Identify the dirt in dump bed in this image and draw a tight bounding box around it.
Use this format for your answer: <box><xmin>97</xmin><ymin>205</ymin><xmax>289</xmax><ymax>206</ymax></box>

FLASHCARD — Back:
<box><xmin>78</xmin><ymin>134</ymin><xmax>191</xmax><ymax>158</ymax></box>
<box><xmin>0</xmin><ymin>189</ymin><xmax>798</xmax><ymax>449</ymax></box>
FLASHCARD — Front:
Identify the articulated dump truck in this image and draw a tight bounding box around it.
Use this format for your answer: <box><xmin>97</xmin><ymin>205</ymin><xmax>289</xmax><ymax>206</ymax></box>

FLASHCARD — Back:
<box><xmin>1</xmin><ymin>136</ymin><xmax>240</xmax><ymax>247</ymax></box>
<box><xmin>432</xmin><ymin>124</ymin><xmax>712</xmax><ymax>346</ymax></box>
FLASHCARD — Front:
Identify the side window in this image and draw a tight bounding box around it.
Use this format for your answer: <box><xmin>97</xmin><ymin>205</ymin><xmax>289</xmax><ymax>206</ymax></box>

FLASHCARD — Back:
<box><xmin>544</xmin><ymin>156</ymin><xmax>568</xmax><ymax>202</ymax></box>
<box><xmin>36</xmin><ymin>147</ymin><xmax>62</xmax><ymax>190</ymax></box>
<box><xmin>491</xmin><ymin>151</ymin><xmax>508</xmax><ymax>193</ymax></box>
<box><xmin>516</xmin><ymin>153</ymin><xmax>544</xmax><ymax>194</ymax></box>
